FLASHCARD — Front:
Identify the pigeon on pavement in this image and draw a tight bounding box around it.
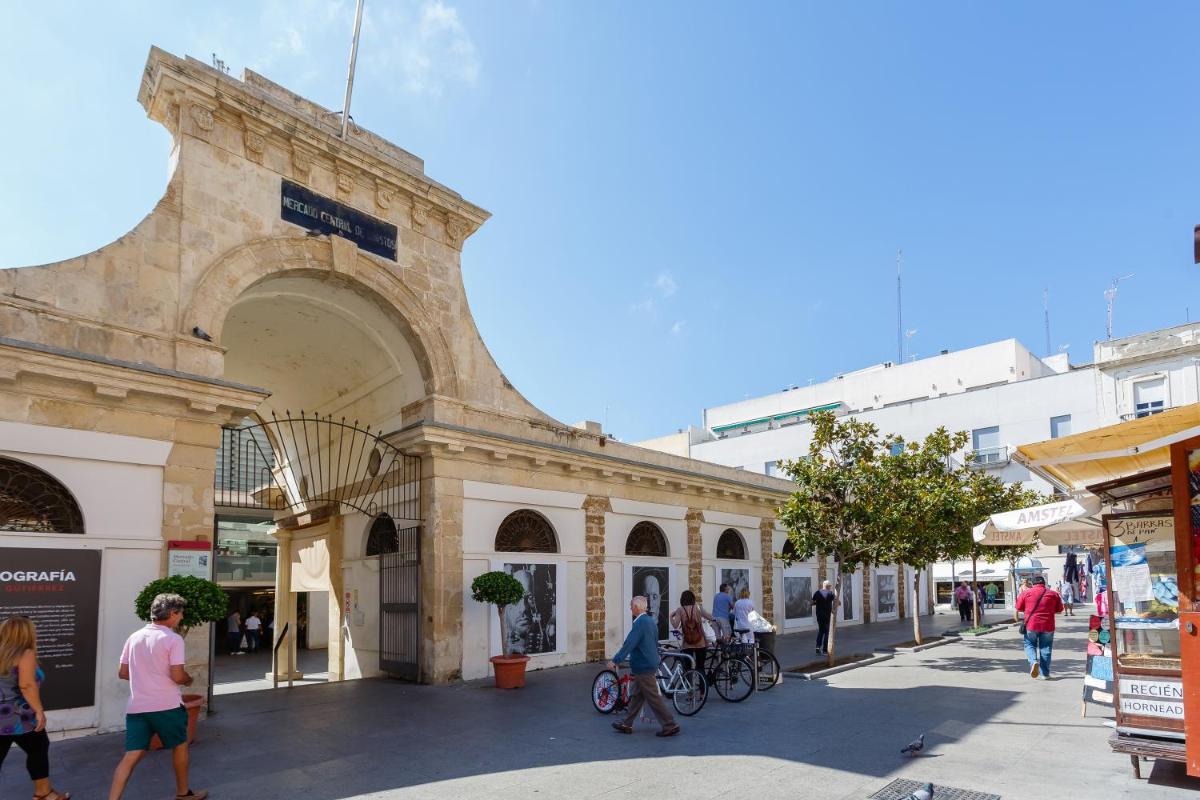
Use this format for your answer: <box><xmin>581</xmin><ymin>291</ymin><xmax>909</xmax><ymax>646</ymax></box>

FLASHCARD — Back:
<box><xmin>907</xmin><ymin>783</ymin><xmax>934</xmax><ymax>800</ymax></box>
<box><xmin>899</xmin><ymin>733</ymin><xmax>925</xmax><ymax>756</ymax></box>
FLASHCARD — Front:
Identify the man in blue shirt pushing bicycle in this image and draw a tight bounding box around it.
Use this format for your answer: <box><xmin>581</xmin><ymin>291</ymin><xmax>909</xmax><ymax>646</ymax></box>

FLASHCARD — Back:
<box><xmin>608</xmin><ymin>596</ymin><xmax>681</xmax><ymax>737</ymax></box>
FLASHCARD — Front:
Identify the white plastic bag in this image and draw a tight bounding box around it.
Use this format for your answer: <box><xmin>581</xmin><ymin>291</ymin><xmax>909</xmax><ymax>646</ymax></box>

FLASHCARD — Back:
<box><xmin>701</xmin><ymin>618</ymin><xmax>717</xmax><ymax>645</ymax></box>
<box><xmin>747</xmin><ymin>610</ymin><xmax>775</xmax><ymax>634</ymax></box>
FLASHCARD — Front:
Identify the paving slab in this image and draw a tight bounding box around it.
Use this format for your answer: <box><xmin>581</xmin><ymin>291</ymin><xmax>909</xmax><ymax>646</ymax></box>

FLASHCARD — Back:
<box><xmin>5</xmin><ymin>612</ymin><xmax>1198</xmax><ymax>799</ymax></box>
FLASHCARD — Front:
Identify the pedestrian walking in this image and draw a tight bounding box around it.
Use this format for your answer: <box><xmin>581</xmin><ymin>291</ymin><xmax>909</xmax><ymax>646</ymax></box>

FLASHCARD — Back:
<box><xmin>244</xmin><ymin>611</ymin><xmax>262</xmax><ymax>652</ymax></box>
<box><xmin>670</xmin><ymin>590</ymin><xmax>714</xmax><ymax>675</ymax></box>
<box><xmin>1015</xmin><ymin>576</ymin><xmax>1064</xmax><ymax>680</ymax></box>
<box><xmin>811</xmin><ymin>580</ymin><xmax>836</xmax><ymax>655</ymax></box>
<box><xmin>985</xmin><ymin>582</ymin><xmax>998</xmax><ymax>609</ymax></box>
<box><xmin>0</xmin><ymin>616</ymin><xmax>72</xmax><ymax>800</ymax></box>
<box><xmin>710</xmin><ymin>583</ymin><xmax>733</xmax><ymax>641</ymax></box>
<box><xmin>733</xmin><ymin>588</ymin><xmax>757</xmax><ymax>643</ymax></box>
<box><xmin>226</xmin><ymin>609</ymin><xmax>242</xmax><ymax>655</ymax></box>
<box><xmin>107</xmin><ymin>593</ymin><xmax>207</xmax><ymax>800</ymax></box>
<box><xmin>608</xmin><ymin>596</ymin><xmax>680</xmax><ymax>737</ymax></box>
<box><xmin>1060</xmin><ymin>580</ymin><xmax>1076</xmax><ymax>616</ymax></box>
<box><xmin>953</xmin><ymin>581</ymin><xmax>972</xmax><ymax>622</ymax></box>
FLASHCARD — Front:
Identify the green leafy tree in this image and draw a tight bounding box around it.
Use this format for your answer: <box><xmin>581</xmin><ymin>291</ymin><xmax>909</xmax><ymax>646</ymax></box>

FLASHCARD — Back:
<box><xmin>947</xmin><ymin>468</ymin><xmax>1045</xmax><ymax>628</ymax></box>
<box><xmin>778</xmin><ymin>411</ymin><xmax>891</xmax><ymax>666</ymax></box>
<box><xmin>134</xmin><ymin>575</ymin><xmax>228</xmax><ymax>638</ymax></box>
<box><xmin>874</xmin><ymin>427</ymin><xmax>971</xmax><ymax>645</ymax></box>
<box><xmin>471</xmin><ymin>571</ymin><xmax>527</xmax><ymax>657</ymax></box>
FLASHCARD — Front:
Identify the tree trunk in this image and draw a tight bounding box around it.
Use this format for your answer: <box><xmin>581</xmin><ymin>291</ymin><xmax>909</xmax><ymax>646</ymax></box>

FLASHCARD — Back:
<box><xmin>498</xmin><ymin>605</ymin><xmax>510</xmax><ymax>657</ymax></box>
<box><xmin>827</xmin><ymin>559</ymin><xmax>840</xmax><ymax>667</ymax></box>
<box><xmin>911</xmin><ymin>566</ymin><xmax>923</xmax><ymax>645</ymax></box>
<box><xmin>971</xmin><ymin>555</ymin><xmax>980</xmax><ymax>629</ymax></box>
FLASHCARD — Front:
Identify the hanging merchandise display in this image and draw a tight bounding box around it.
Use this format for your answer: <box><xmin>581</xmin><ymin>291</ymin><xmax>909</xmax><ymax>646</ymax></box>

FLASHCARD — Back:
<box><xmin>1082</xmin><ymin>614</ymin><xmax>1114</xmax><ymax>716</ymax></box>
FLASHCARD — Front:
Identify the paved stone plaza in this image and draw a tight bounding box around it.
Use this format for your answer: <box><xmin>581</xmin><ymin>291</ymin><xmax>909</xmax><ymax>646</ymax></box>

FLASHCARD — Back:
<box><xmin>5</xmin><ymin>611</ymin><xmax>1196</xmax><ymax>799</ymax></box>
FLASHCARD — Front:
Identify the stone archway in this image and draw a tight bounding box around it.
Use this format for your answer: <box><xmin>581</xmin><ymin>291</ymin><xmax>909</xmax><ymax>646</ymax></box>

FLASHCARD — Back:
<box><xmin>182</xmin><ymin>235</ymin><xmax>459</xmax><ymax>401</ymax></box>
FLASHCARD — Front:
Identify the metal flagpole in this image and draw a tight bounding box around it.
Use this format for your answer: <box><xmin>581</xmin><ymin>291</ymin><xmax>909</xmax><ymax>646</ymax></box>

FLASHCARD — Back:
<box><xmin>340</xmin><ymin>0</ymin><xmax>366</xmax><ymax>141</ymax></box>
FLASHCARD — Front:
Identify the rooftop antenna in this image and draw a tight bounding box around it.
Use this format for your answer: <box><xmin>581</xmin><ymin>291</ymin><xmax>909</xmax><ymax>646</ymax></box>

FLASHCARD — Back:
<box><xmin>1043</xmin><ymin>288</ymin><xmax>1051</xmax><ymax>357</ymax></box>
<box><xmin>339</xmin><ymin>0</ymin><xmax>366</xmax><ymax>141</ymax></box>
<box><xmin>896</xmin><ymin>249</ymin><xmax>903</xmax><ymax>363</ymax></box>
<box><xmin>1104</xmin><ymin>273</ymin><xmax>1134</xmax><ymax>340</ymax></box>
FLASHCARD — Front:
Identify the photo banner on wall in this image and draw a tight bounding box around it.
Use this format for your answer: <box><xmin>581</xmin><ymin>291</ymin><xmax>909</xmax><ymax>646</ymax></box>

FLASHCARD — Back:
<box><xmin>503</xmin><ymin>563</ymin><xmax>557</xmax><ymax>654</ymax></box>
<box><xmin>0</xmin><ymin>548</ymin><xmax>101</xmax><ymax>710</ymax></box>
<box><xmin>784</xmin><ymin>575</ymin><xmax>813</xmax><ymax>621</ymax></box>
<box><xmin>721</xmin><ymin>568</ymin><xmax>749</xmax><ymax>602</ymax></box>
<box><xmin>632</xmin><ymin>565</ymin><xmax>670</xmax><ymax>641</ymax></box>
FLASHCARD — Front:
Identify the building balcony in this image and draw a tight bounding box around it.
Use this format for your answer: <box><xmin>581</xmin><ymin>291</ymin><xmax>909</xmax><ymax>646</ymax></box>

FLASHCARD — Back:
<box><xmin>968</xmin><ymin>446</ymin><xmax>1010</xmax><ymax>468</ymax></box>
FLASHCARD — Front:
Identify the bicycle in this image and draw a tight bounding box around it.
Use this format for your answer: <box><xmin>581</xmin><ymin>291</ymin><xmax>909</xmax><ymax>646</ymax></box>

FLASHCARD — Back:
<box><xmin>591</xmin><ymin>650</ymin><xmax>707</xmax><ymax>717</ymax></box>
<box><xmin>701</xmin><ymin>637</ymin><xmax>756</xmax><ymax>703</ymax></box>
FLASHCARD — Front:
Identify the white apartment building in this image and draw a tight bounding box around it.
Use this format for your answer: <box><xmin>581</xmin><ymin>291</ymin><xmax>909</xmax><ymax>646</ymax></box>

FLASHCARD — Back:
<box><xmin>636</xmin><ymin>322</ymin><xmax>1200</xmax><ymax>618</ymax></box>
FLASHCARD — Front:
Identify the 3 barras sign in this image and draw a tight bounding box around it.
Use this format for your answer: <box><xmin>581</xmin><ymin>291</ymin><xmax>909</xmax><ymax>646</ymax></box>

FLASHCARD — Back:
<box><xmin>0</xmin><ymin>549</ymin><xmax>101</xmax><ymax>710</ymax></box>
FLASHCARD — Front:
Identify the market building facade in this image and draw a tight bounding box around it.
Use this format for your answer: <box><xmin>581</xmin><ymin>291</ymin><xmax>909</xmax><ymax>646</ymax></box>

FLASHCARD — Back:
<box><xmin>0</xmin><ymin>48</ymin><xmax>802</xmax><ymax>736</ymax></box>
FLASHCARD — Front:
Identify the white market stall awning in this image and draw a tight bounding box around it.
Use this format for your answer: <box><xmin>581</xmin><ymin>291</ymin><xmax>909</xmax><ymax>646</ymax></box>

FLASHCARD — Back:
<box><xmin>973</xmin><ymin>495</ymin><xmax>1104</xmax><ymax>547</ymax></box>
<box><xmin>1012</xmin><ymin>403</ymin><xmax>1200</xmax><ymax>491</ymax></box>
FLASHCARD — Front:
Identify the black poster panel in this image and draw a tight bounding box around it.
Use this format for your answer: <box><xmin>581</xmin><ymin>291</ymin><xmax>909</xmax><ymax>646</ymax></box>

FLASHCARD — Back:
<box><xmin>280</xmin><ymin>179</ymin><xmax>399</xmax><ymax>261</ymax></box>
<box><xmin>0</xmin><ymin>548</ymin><xmax>102</xmax><ymax>710</ymax></box>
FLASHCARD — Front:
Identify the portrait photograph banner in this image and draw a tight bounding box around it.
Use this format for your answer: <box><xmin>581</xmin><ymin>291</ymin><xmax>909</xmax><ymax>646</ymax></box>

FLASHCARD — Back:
<box><xmin>721</xmin><ymin>568</ymin><xmax>749</xmax><ymax>601</ymax></box>
<box><xmin>502</xmin><ymin>562</ymin><xmax>557</xmax><ymax>655</ymax></box>
<box><xmin>631</xmin><ymin>565</ymin><xmax>670</xmax><ymax>641</ymax></box>
<box><xmin>784</xmin><ymin>575</ymin><xmax>813</xmax><ymax>621</ymax></box>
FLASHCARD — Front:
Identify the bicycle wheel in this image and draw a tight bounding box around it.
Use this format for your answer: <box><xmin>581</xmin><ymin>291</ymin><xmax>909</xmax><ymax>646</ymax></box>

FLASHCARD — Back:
<box><xmin>592</xmin><ymin>670</ymin><xmax>620</xmax><ymax>713</ymax></box>
<box><xmin>671</xmin><ymin>668</ymin><xmax>708</xmax><ymax>716</ymax></box>
<box><xmin>713</xmin><ymin>655</ymin><xmax>754</xmax><ymax>703</ymax></box>
<box><xmin>756</xmin><ymin>649</ymin><xmax>782</xmax><ymax>692</ymax></box>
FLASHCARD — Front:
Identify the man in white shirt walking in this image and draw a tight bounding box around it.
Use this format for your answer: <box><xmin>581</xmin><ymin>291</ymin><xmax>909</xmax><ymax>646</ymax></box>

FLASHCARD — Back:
<box><xmin>244</xmin><ymin>611</ymin><xmax>263</xmax><ymax>652</ymax></box>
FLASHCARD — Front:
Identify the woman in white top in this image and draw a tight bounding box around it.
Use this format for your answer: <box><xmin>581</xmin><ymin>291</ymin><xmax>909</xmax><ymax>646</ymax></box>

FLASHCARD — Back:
<box><xmin>733</xmin><ymin>588</ymin><xmax>756</xmax><ymax>643</ymax></box>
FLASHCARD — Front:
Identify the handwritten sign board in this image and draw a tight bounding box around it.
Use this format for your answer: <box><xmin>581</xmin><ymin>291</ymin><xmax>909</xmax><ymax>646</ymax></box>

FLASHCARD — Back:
<box><xmin>280</xmin><ymin>179</ymin><xmax>398</xmax><ymax>261</ymax></box>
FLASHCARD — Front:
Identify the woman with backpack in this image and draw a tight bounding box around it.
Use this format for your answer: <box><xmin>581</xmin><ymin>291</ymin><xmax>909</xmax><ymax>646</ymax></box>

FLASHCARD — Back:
<box><xmin>670</xmin><ymin>590</ymin><xmax>715</xmax><ymax>675</ymax></box>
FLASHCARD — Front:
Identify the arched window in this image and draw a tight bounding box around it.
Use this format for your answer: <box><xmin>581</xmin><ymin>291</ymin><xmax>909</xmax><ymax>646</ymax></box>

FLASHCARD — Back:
<box><xmin>716</xmin><ymin>528</ymin><xmax>746</xmax><ymax>560</ymax></box>
<box><xmin>365</xmin><ymin>512</ymin><xmax>399</xmax><ymax>556</ymax></box>
<box><xmin>0</xmin><ymin>456</ymin><xmax>84</xmax><ymax>534</ymax></box>
<box><xmin>495</xmin><ymin>509</ymin><xmax>558</xmax><ymax>553</ymax></box>
<box><xmin>625</xmin><ymin>521</ymin><xmax>668</xmax><ymax>557</ymax></box>
<box><xmin>780</xmin><ymin>539</ymin><xmax>798</xmax><ymax>563</ymax></box>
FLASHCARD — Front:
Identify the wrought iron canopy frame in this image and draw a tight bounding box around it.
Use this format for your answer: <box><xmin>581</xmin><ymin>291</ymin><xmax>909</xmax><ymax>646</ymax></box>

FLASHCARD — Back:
<box><xmin>217</xmin><ymin>411</ymin><xmax>421</xmax><ymax>522</ymax></box>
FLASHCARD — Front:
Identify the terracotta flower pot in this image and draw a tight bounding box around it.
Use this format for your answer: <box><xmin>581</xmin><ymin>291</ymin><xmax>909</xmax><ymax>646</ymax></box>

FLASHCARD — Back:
<box><xmin>150</xmin><ymin>693</ymin><xmax>205</xmax><ymax>750</ymax></box>
<box><xmin>490</xmin><ymin>654</ymin><xmax>530</xmax><ymax>689</ymax></box>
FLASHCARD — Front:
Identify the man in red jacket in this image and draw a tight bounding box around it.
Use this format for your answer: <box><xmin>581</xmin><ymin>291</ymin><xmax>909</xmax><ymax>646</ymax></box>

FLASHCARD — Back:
<box><xmin>1015</xmin><ymin>576</ymin><xmax>1064</xmax><ymax>679</ymax></box>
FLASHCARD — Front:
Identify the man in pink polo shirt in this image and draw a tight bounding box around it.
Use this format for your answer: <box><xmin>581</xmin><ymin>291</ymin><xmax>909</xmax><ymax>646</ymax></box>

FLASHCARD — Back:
<box><xmin>107</xmin><ymin>593</ymin><xmax>207</xmax><ymax>800</ymax></box>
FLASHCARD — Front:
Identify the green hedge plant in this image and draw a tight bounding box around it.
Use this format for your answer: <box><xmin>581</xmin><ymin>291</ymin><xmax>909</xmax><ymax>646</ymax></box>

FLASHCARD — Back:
<box><xmin>471</xmin><ymin>571</ymin><xmax>526</xmax><ymax>657</ymax></box>
<box><xmin>135</xmin><ymin>575</ymin><xmax>228</xmax><ymax>639</ymax></box>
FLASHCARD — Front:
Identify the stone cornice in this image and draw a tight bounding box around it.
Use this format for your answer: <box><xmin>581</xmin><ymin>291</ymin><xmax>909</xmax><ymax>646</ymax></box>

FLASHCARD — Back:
<box><xmin>137</xmin><ymin>47</ymin><xmax>489</xmax><ymax>250</ymax></box>
<box><xmin>388</xmin><ymin>418</ymin><xmax>789</xmax><ymax>507</ymax></box>
<box><xmin>0</xmin><ymin>336</ymin><xmax>265</xmax><ymax>417</ymax></box>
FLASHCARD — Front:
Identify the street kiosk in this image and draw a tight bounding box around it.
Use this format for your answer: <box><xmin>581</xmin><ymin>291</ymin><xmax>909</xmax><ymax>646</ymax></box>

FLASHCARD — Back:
<box><xmin>1006</xmin><ymin>405</ymin><xmax>1200</xmax><ymax>777</ymax></box>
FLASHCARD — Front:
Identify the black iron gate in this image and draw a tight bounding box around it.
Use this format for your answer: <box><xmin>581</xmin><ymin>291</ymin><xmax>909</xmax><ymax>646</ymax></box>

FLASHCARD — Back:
<box><xmin>380</xmin><ymin>526</ymin><xmax>421</xmax><ymax>680</ymax></box>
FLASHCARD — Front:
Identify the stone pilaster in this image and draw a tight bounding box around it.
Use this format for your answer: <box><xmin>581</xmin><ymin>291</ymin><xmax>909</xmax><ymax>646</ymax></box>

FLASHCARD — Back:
<box><xmin>583</xmin><ymin>495</ymin><xmax>611</xmax><ymax>662</ymax></box>
<box><xmin>420</xmin><ymin>457</ymin><xmax>464</xmax><ymax>683</ymax></box>
<box><xmin>271</xmin><ymin>528</ymin><xmax>297</xmax><ymax>680</ymax></box>
<box><xmin>862</xmin><ymin>564</ymin><xmax>872</xmax><ymax>623</ymax></box>
<box><xmin>685</xmin><ymin>509</ymin><xmax>703</xmax><ymax>593</ymax></box>
<box><xmin>327</xmin><ymin>516</ymin><xmax>345</xmax><ymax>681</ymax></box>
<box><xmin>759</xmin><ymin>518</ymin><xmax>774</xmax><ymax>619</ymax></box>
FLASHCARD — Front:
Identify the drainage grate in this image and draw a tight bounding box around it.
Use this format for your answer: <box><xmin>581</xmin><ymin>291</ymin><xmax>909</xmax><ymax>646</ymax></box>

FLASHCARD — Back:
<box><xmin>869</xmin><ymin>778</ymin><xmax>1000</xmax><ymax>800</ymax></box>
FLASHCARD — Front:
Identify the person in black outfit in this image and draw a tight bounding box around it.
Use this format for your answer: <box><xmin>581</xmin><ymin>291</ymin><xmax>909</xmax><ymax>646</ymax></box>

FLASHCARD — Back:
<box><xmin>812</xmin><ymin>580</ymin><xmax>837</xmax><ymax>655</ymax></box>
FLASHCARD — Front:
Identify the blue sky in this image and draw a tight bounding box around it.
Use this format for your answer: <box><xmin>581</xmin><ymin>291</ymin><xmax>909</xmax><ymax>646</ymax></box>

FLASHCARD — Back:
<box><xmin>3</xmin><ymin>2</ymin><xmax>1198</xmax><ymax>441</ymax></box>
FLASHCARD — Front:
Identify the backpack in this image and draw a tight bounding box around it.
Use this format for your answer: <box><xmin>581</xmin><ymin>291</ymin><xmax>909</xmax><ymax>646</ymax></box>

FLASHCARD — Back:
<box><xmin>681</xmin><ymin>606</ymin><xmax>705</xmax><ymax>648</ymax></box>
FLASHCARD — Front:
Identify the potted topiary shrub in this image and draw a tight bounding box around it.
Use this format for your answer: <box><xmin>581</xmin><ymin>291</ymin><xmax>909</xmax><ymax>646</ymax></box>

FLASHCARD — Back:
<box><xmin>471</xmin><ymin>570</ymin><xmax>530</xmax><ymax>689</ymax></box>
<box><xmin>133</xmin><ymin>574</ymin><xmax>228</xmax><ymax>746</ymax></box>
